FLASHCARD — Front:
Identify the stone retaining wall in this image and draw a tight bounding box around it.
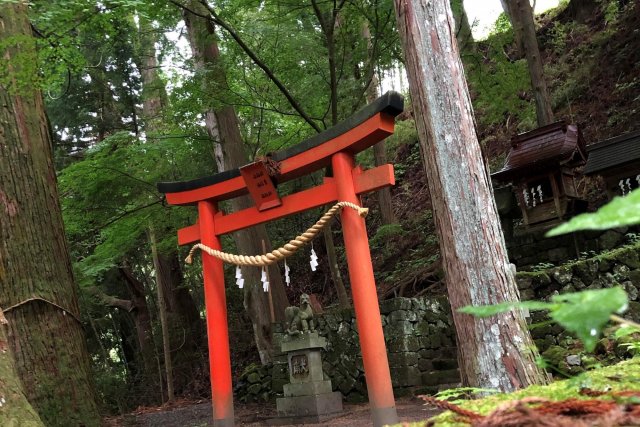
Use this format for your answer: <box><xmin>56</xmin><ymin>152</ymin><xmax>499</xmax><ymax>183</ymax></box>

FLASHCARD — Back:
<box><xmin>516</xmin><ymin>242</ymin><xmax>640</xmax><ymax>352</ymax></box>
<box><xmin>506</xmin><ymin>226</ymin><xmax>632</xmax><ymax>268</ymax></box>
<box><xmin>236</xmin><ymin>243</ymin><xmax>640</xmax><ymax>403</ymax></box>
<box><xmin>270</xmin><ymin>296</ymin><xmax>459</xmax><ymax>402</ymax></box>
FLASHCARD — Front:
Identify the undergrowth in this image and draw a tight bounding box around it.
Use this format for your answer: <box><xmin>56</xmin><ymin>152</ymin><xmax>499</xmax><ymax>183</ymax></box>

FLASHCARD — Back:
<box><xmin>399</xmin><ymin>358</ymin><xmax>640</xmax><ymax>426</ymax></box>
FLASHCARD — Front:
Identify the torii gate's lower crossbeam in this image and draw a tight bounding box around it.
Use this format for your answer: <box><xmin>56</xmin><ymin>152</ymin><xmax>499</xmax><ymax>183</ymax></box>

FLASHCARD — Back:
<box><xmin>158</xmin><ymin>92</ymin><xmax>404</xmax><ymax>427</ymax></box>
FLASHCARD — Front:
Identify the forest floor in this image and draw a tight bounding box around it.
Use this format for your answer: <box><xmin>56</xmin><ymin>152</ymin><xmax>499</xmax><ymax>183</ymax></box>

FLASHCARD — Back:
<box><xmin>105</xmin><ymin>396</ymin><xmax>439</xmax><ymax>426</ymax></box>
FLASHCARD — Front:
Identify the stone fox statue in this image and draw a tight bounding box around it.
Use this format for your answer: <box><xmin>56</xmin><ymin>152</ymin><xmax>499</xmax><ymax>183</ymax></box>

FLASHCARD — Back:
<box><xmin>285</xmin><ymin>293</ymin><xmax>315</xmax><ymax>336</ymax></box>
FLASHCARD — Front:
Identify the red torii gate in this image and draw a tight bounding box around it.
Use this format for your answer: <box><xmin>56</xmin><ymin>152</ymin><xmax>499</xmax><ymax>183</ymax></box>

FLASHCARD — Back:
<box><xmin>158</xmin><ymin>92</ymin><xmax>403</xmax><ymax>427</ymax></box>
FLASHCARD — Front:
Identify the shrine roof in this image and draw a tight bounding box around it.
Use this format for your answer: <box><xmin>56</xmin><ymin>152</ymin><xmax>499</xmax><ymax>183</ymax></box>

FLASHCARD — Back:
<box><xmin>157</xmin><ymin>91</ymin><xmax>403</xmax><ymax>195</ymax></box>
<box><xmin>584</xmin><ymin>129</ymin><xmax>640</xmax><ymax>175</ymax></box>
<box><xmin>492</xmin><ymin>122</ymin><xmax>587</xmax><ymax>182</ymax></box>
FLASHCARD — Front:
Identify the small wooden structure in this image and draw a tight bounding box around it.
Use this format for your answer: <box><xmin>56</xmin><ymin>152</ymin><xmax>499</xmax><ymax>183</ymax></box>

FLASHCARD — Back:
<box><xmin>584</xmin><ymin>129</ymin><xmax>640</xmax><ymax>199</ymax></box>
<box><xmin>492</xmin><ymin>122</ymin><xmax>587</xmax><ymax>226</ymax></box>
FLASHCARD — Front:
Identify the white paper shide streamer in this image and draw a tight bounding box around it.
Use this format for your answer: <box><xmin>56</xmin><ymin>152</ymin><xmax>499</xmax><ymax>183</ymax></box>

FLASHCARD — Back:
<box><xmin>235</xmin><ymin>265</ymin><xmax>244</xmax><ymax>289</ymax></box>
<box><xmin>284</xmin><ymin>259</ymin><xmax>291</xmax><ymax>286</ymax></box>
<box><xmin>310</xmin><ymin>244</ymin><xmax>319</xmax><ymax>271</ymax></box>
<box><xmin>261</xmin><ymin>266</ymin><xmax>270</xmax><ymax>293</ymax></box>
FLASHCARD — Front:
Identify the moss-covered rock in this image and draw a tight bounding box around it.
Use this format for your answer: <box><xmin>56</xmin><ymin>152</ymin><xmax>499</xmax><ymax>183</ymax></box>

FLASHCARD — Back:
<box><xmin>599</xmin><ymin>230</ymin><xmax>624</xmax><ymax>250</ymax></box>
<box><xmin>616</xmin><ymin>250</ymin><xmax>640</xmax><ymax>269</ymax></box>
<box><xmin>541</xmin><ymin>345</ymin><xmax>585</xmax><ymax>376</ymax></box>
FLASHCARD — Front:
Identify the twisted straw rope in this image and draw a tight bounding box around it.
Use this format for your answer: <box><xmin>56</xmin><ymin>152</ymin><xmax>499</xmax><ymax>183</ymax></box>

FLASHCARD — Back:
<box><xmin>185</xmin><ymin>201</ymin><xmax>368</xmax><ymax>266</ymax></box>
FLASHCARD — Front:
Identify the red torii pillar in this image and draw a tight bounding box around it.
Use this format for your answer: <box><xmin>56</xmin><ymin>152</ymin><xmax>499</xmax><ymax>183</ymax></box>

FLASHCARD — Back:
<box><xmin>158</xmin><ymin>92</ymin><xmax>403</xmax><ymax>427</ymax></box>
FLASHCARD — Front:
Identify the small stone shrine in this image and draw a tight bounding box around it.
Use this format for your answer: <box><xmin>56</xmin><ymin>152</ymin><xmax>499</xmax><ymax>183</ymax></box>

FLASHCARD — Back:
<box><xmin>270</xmin><ymin>294</ymin><xmax>343</xmax><ymax>424</ymax></box>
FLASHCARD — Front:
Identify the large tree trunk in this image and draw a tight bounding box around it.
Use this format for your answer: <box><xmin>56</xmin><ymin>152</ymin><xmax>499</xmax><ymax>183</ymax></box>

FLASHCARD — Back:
<box><xmin>507</xmin><ymin>0</ymin><xmax>555</xmax><ymax>126</ymax></box>
<box><xmin>0</xmin><ymin>3</ymin><xmax>102</xmax><ymax>425</ymax></box>
<box><xmin>310</xmin><ymin>3</ymin><xmax>356</xmax><ymax>306</ymax></box>
<box><xmin>0</xmin><ymin>310</ymin><xmax>44</xmax><ymax>427</ymax></box>
<box><xmin>393</xmin><ymin>0</ymin><xmax>548</xmax><ymax>391</ymax></box>
<box><xmin>183</xmin><ymin>1</ymin><xmax>289</xmax><ymax>364</ymax></box>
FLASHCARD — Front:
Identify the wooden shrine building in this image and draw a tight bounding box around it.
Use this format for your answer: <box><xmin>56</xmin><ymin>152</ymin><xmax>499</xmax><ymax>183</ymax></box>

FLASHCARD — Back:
<box><xmin>584</xmin><ymin>129</ymin><xmax>640</xmax><ymax>199</ymax></box>
<box><xmin>492</xmin><ymin>122</ymin><xmax>587</xmax><ymax>226</ymax></box>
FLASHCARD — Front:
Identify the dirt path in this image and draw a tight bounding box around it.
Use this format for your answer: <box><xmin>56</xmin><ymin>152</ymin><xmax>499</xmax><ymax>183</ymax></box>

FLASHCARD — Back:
<box><xmin>119</xmin><ymin>397</ymin><xmax>438</xmax><ymax>426</ymax></box>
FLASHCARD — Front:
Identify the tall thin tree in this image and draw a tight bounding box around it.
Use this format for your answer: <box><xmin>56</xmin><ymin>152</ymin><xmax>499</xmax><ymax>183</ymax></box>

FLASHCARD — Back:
<box><xmin>182</xmin><ymin>0</ymin><xmax>290</xmax><ymax>363</ymax></box>
<box><xmin>362</xmin><ymin>21</ymin><xmax>398</xmax><ymax>226</ymax></box>
<box><xmin>393</xmin><ymin>0</ymin><xmax>548</xmax><ymax>391</ymax></box>
<box><xmin>505</xmin><ymin>0</ymin><xmax>555</xmax><ymax>126</ymax></box>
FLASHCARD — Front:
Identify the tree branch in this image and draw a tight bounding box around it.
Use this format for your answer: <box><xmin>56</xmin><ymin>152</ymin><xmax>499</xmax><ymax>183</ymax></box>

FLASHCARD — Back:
<box><xmin>119</xmin><ymin>267</ymin><xmax>146</xmax><ymax>297</ymax></box>
<box><xmin>170</xmin><ymin>0</ymin><xmax>321</xmax><ymax>132</ymax></box>
<box><xmin>98</xmin><ymin>199</ymin><xmax>162</xmax><ymax>230</ymax></box>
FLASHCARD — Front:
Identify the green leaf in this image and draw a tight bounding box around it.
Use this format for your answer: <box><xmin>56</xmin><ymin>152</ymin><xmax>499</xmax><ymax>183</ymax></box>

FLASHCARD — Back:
<box><xmin>458</xmin><ymin>300</ymin><xmax>554</xmax><ymax>317</ymax></box>
<box><xmin>549</xmin><ymin>287</ymin><xmax>628</xmax><ymax>351</ymax></box>
<box><xmin>460</xmin><ymin>288</ymin><xmax>629</xmax><ymax>352</ymax></box>
<box><xmin>614</xmin><ymin>324</ymin><xmax>640</xmax><ymax>338</ymax></box>
<box><xmin>547</xmin><ymin>189</ymin><xmax>640</xmax><ymax>236</ymax></box>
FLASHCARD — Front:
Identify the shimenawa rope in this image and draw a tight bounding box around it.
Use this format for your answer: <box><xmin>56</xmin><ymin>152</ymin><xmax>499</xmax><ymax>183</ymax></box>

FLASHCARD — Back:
<box><xmin>2</xmin><ymin>296</ymin><xmax>83</xmax><ymax>324</ymax></box>
<box><xmin>185</xmin><ymin>201</ymin><xmax>368</xmax><ymax>266</ymax></box>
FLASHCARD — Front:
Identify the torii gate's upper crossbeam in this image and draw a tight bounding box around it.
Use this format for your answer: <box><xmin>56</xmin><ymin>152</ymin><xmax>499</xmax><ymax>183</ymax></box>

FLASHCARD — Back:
<box><xmin>157</xmin><ymin>91</ymin><xmax>403</xmax><ymax>206</ymax></box>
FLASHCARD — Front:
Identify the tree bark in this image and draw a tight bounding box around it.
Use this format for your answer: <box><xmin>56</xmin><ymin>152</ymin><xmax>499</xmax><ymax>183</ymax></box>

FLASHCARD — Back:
<box><xmin>138</xmin><ymin>17</ymin><xmax>168</xmax><ymax>133</ymax></box>
<box><xmin>149</xmin><ymin>227</ymin><xmax>174</xmax><ymax>401</ymax></box>
<box><xmin>119</xmin><ymin>267</ymin><xmax>158</xmax><ymax>385</ymax></box>
<box><xmin>323</xmin><ymin>227</ymin><xmax>350</xmax><ymax>308</ymax></box>
<box><xmin>183</xmin><ymin>1</ymin><xmax>290</xmax><ymax>363</ymax></box>
<box><xmin>500</xmin><ymin>0</ymin><xmax>525</xmax><ymax>55</ymax></box>
<box><xmin>507</xmin><ymin>0</ymin><xmax>555</xmax><ymax>126</ymax></box>
<box><xmin>0</xmin><ymin>3</ymin><xmax>102</xmax><ymax>425</ymax></box>
<box><xmin>451</xmin><ymin>0</ymin><xmax>475</xmax><ymax>54</ymax></box>
<box><xmin>0</xmin><ymin>311</ymin><xmax>44</xmax><ymax>427</ymax></box>
<box><xmin>393</xmin><ymin>0</ymin><xmax>548</xmax><ymax>391</ymax></box>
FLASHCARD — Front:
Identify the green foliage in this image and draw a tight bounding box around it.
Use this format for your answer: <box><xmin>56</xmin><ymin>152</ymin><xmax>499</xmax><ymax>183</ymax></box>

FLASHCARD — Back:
<box><xmin>371</xmin><ymin>223</ymin><xmax>405</xmax><ymax>247</ymax></box>
<box><xmin>602</xmin><ymin>0</ymin><xmax>620</xmax><ymax>24</ymax></box>
<box><xmin>547</xmin><ymin>188</ymin><xmax>640</xmax><ymax>236</ymax></box>
<box><xmin>419</xmin><ymin>358</ymin><xmax>640</xmax><ymax>426</ymax></box>
<box><xmin>59</xmin><ymin>131</ymin><xmax>210</xmax><ymax>281</ymax></box>
<box><xmin>493</xmin><ymin>12</ymin><xmax>513</xmax><ymax>34</ymax></box>
<box><xmin>434</xmin><ymin>387</ymin><xmax>499</xmax><ymax>404</ymax></box>
<box><xmin>551</xmin><ymin>288</ymin><xmax>628</xmax><ymax>351</ymax></box>
<box><xmin>459</xmin><ymin>287</ymin><xmax>629</xmax><ymax>351</ymax></box>
<box><xmin>462</xmin><ymin>13</ymin><xmax>536</xmax><ymax>131</ymax></box>
<box><xmin>530</xmin><ymin>262</ymin><xmax>555</xmax><ymax>272</ymax></box>
<box><xmin>614</xmin><ymin>324</ymin><xmax>640</xmax><ymax>339</ymax></box>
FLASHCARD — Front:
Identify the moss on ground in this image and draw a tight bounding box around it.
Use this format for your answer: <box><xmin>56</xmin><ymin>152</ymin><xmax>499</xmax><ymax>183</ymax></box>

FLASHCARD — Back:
<box><xmin>395</xmin><ymin>357</ymin><xmax>640</xmax><ymax>427</ymax></box>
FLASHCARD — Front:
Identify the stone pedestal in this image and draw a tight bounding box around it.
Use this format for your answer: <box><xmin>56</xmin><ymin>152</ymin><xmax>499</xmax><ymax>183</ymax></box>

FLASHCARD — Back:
<box><xmin>269</xmin><ymin>332</ymin><xmax>343</xmax><ymax>425</ymax></box>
